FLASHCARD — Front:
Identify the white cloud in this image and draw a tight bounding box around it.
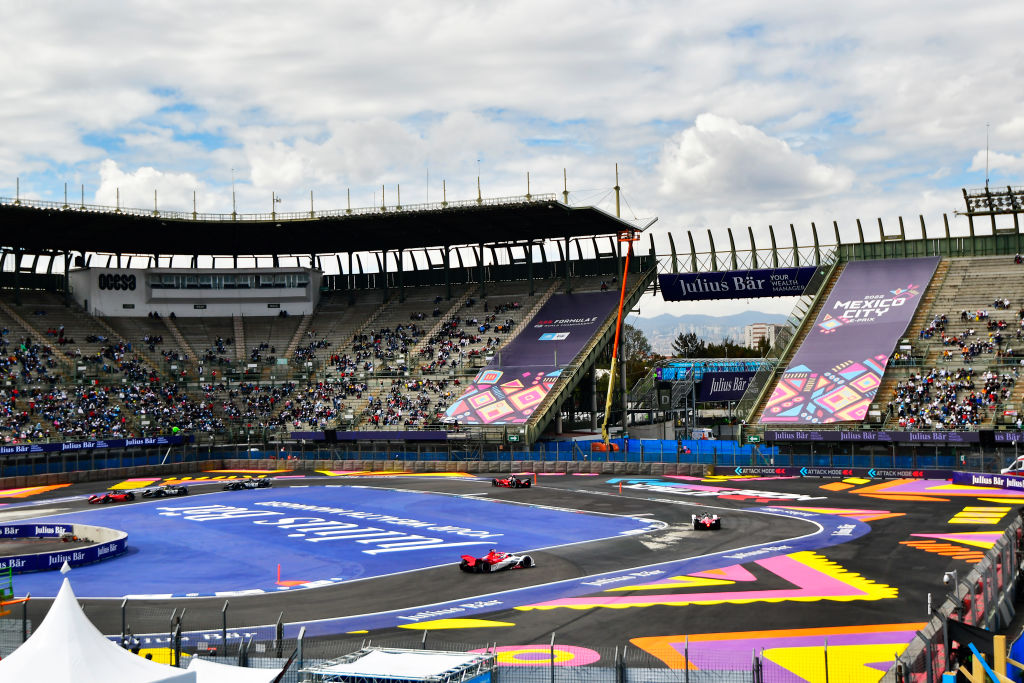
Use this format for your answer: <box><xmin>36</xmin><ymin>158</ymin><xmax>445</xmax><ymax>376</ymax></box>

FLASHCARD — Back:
<box><xmin>1</xmin><ymin>0</ymin><xmax>1023</xmax><ymax>263</ymax></box>
<box><xmin>656</xmin><ymin>114</ymin><xmax>854</xmax><ymax>208</ymax></box>
<box><xmin>968</xmin><ymin>150</ymin><xmax>1024</xmax><ymax>176</ymax></box>
<box><xmin>95</xmin><ymin>160</ymin><xmax>205</xmax><ymax>212</ymax></box>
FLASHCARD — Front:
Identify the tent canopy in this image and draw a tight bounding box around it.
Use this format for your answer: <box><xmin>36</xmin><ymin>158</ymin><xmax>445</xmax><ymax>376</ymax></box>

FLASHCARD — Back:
<box><xmin>0</xmin><ymin>578</ymin><xmax>195</xmax><ymax>682</ymax></box>
<box><xmin>186</xmin><ymin>656</ymin><xmax>281</xmax><ymax>683</ymax></box>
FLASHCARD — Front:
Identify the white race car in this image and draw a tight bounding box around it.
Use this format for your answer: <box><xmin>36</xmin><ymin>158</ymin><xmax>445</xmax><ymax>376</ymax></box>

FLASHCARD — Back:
<box><xmin>459</xmin><ymin>549</ymin><xmax>535</xmax><ymax>573</ymax></box>
<box><xmin>692</xmin><ymin>512</ymin><xmax>722</xmax><ymax>530</ymax></box>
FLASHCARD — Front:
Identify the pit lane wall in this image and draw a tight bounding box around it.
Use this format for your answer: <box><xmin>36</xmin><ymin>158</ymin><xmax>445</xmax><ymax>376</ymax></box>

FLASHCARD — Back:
<box><xmin>0</xmin><ymin>523</ymin><xmax>127</xmax><ymax>573</ymax></box>
<box><xmin>952</xmin><ymin>471</ymin><xmax>1024</xmax><ymax>491</ymax></box>
<box><xmin>761</xmin><ymin>257</ymin><xmax>940</xmax><ymax>424</ymax></box>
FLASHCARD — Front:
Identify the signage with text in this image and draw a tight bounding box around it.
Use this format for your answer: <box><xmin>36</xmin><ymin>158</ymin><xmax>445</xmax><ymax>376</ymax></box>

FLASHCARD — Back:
<box><xmin>659</xmin><ymin>267</ymin><xmax>818</xmax><ymax>301</ymax></box>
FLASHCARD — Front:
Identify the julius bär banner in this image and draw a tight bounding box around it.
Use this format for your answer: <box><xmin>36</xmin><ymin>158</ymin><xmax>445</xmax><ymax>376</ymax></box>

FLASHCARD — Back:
<box><xmin>764</xmin><ymin>429</ymin><xmax>980</xmax><ymax>443</ymax></box>
<box><xmin>659</xmin><ymin>266</ymin><xmax>818</xmax><ymax>301</ymax></box>
<box><xmin>444</xmin><ymin>292</ymin><xmax>619</xmax><ymax>424</ymax></box>
<box><xmin>698</xmin><ymin>371</ymin><xmax>756</xmax><ymax>401</ymax></box>
<box><xmin>761</xmin><ymin>257</ymin><xmax>939</xmax><ymax>424</ymax></box>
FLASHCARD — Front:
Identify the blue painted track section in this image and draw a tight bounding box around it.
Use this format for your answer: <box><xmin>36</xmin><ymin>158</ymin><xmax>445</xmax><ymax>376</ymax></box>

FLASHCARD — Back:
<box><xmin>13</xmin><ymin>486</ymin><xmax>653</xmax><ymax>598</ymax></box>
<box><xmin>179</xmin><ymin>506</ymin><xmax>865</xmax><ymax>639</ymax></box>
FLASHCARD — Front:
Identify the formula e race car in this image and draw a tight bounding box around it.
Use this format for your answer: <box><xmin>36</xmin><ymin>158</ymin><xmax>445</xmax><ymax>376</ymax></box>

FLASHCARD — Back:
<box><xmin>223</xmin><ymin>477</ymin><xmax>272</xmax><ymax>491</ymax></box>
<box><xmin>141</xmin><ymin>484</ymin><xmax>189</xmax><ymax>498</ymax></box>
<box><xmin>459</xmin><ymin>549</ymin><xmax>535</xmax><ymax>573</ymax></box>
<box><xmin>692</xmin><ymin>512</ymin><xmax>721</xmax><ymax>530</ymax></box>
<box><xmin>88</xmin><ymin>491</ymin><xmax>136</xmax><ymax>504</ymax></box>
<box><xmin>491</xmin><ymin>475</ymin><xmax>531</xmax><ymax>488</ymax></box>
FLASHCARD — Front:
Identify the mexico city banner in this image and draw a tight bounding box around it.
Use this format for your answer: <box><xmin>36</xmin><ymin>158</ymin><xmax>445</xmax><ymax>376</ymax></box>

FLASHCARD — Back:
<box><xmin>659</xmin><ymin>266</ymin><xmax>818</xmax><ymax>301</ymax></box>
<box><xmin>761</xmin><ymin>257</ymin><xmax>939</xmax><ymax>424</ymax></box>
<box><xmin>444</xmin><ymin>292</ymin><xmax>619</xmax><ymax>424</ymax></box>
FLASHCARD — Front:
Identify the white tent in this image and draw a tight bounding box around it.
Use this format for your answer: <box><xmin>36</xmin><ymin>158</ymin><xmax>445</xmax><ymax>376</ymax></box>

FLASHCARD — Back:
<box><xmin>0</xmin><ymin>578</ymin><xmax>195</xmax><ymax>682</ymax></box>
<box><xmin>186</xmin><ymin>656</ymin><xmax>282</xmax><ymax>682</ymax></box>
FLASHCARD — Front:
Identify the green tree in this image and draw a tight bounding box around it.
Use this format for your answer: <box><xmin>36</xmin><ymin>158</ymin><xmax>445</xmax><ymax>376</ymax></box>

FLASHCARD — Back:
<box><xmin>670</xmin><ymin>331</ymin><xmax>706</xmax><ymax>357</ymax></box>
<box><xmin>705</xmin><ymin>336</ymin><xmax>762</xmax><ymax>359</ymax></box>
<box><xmin>622</xmin><ymin>324</ymin><xmax>653</xmax><ymax>361</ymax></box>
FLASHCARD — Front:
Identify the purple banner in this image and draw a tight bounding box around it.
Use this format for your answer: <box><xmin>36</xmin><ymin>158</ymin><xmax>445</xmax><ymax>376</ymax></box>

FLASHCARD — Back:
<box><xmin>953</xmin><ymin>471</ymin><xmax>1024</xmax><ymax>491</ymax></box>
<box><xmin>698</xmin><ymin>371</ymin><xmax>756</xmax><ymax>401</ymax></box>
<box><xmin>659</xmin><ymin>267</ymin><xmax>818</xmax><ymax>301</ymax></box>
<box><xmin>0</xmin><ymin>524</ymin><xmax>127</xmax><ymax>574</ymax></box>
<box><xmin>761</xmin><ymin>257</ymin><xmax>939</xmax><ymax>424</ymax></box>
<box><xmin>444</xmin><ymin>292</ymin><xmax>619</xmax><ymax>425</ymax></box>
<box><xmin>764</xmin><ymin>429</ymin><xmax>980</xmax><ymax>444</ymax></box>
<box><xmin>993</xmin><ymin>431</ymin><xmax>1024</xmax><ymax>443</ymax></box>
<box><xmin>0</xmin><ymin>434</ymin><xmax>186</xmax><ymax>456</ymax></box>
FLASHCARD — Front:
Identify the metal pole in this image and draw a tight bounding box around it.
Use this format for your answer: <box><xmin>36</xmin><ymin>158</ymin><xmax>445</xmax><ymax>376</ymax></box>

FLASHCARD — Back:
<box><xmin>550</xmin><ymin>632</ymin><xmax>556</xmax><ymax>683</ymax></box>
<box><xmin>923</xmin><ymin>631</ymin><xmax>934</xmax><ymax>683</ymax></box>
<box><xmin>222</xmin><ymin>600</ymin><xmax>229</xmax><ymax>657</ymax></box>
<box><xmin>121</xmin><ymin>598</ymin><xmax>127</xmax><ymax>647</ymax></box>
<box><xmin>823</xmin><ymin>637</ymin><xmax>829</xmax><ymax>683</ymax></box>
<box><xmin>298</xmin><ymin>625</ymin><xmax>306</xmax><ymax>672</ymax></box>
<box><xmin>23</xmin><ymin>595</ymin><xmax>30</xmax><ymax>643</ymax></box>
<box><xmin>276</xmin><ymin>611</ymin><xmax>284</xmax><ymax>658</ymax></box>
<box><xmin>684</xmin><ymin>635</ymin><xmax>689</xmax><ymax>683</ymax></box>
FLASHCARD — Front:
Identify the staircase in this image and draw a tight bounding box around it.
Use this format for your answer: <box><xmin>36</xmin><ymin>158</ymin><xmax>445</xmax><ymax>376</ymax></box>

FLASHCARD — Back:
<box><xmin>232</xmin><ymin>315</ymin><xmax>245</xmax><ymax>362</ymax></box>
<box><xmin>160</xmin><ymin>316</ymin><xmax>197</xmax><ymax>370</ymax></box>
<box><xmin>93</xmin><ymin>315</ymin><xmax>168</xmax><ymax>373</ymax></box>
<box><xmin>285</xmin><ymin>313</ymin><xmax>314</xmax><ymax>358</ymax></box>
<box><xmin>875</xmin><ymin>258</ymin><xmax>950</xmax><ymax>425</ymax></box>
<box><xmin>0</xmin><ymin>300</ymin><xmax>75</xmax><ymax>372</ymax></box>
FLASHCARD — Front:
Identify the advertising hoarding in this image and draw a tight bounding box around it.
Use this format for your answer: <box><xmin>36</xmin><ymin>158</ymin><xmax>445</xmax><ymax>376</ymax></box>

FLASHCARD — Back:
<box><xmin>444</xmin><ymin>292</ymin><xmax>619</xmax><ymax>425</ymax></box>
<box><xmin>760</xmin><ymin>257</ymin><xmax>939</xmax><ymax>424</ymax></box>
<box><xmin>659</xmin><ymin>266</ymin><xmax>818</xmax><ymax>301</ymax></box>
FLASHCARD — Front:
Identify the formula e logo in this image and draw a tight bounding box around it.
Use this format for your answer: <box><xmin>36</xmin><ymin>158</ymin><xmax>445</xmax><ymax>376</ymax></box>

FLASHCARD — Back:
<box><xmin>539</xmin><ymin>332</ymin><xmax>570</xmax><ymax>341</ymax></box>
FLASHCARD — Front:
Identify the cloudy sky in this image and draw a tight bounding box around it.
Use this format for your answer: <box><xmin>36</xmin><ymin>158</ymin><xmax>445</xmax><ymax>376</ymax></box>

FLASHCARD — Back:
<box><xmin>3</xmin><ymin>1</ymin><xmax>1023</xmax><ymax>319</ymax></box>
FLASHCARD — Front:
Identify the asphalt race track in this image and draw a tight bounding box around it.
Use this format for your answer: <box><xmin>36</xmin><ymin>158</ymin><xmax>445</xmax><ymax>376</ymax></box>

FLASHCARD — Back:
<box><xmin>2</xmin><ymin>469</ymin><xmax>1022</xmax><ymax>679</ymax></box>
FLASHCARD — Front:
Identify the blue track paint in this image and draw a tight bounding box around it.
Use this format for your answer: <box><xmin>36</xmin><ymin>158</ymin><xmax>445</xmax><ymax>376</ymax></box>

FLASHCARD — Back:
<box><xmin>13</xmin><ymin>487</ymin><xmax>654</xmax><ymax>598</ymax></box>
<box><xmin>166</xmin><ymin>506</ymin><xmax>866</xmax><ymax>640</ymax></box>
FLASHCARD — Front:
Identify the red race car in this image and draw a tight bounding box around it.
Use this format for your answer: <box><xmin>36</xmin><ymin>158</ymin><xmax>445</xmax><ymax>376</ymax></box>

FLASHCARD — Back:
<box><xmin>491</xmin><ymin>475</ymin><xmax>531</xmax><ymax>488</ymax></box>
<box><xmin>88</xmin><ymin>491</ymin><xmax>136</xmax><ymax>504</ymax></box>
<box><xmin>460</xmin><ymin>549</ymin><xmax>535</xmax><ymax>573</ymax></box>
<box><xmin>692</xmin><ymin>512</ymin><xmax>721</xmax><ymax>530</ymax></box>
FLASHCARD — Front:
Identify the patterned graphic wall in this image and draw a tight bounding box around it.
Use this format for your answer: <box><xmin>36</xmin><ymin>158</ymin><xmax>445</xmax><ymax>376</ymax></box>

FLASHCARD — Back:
<box><xmin>444</xmin><ymin>292</ymin><xmax>618</xmax><ymax>425</ymax></box>
<box><xmin>761</xmin><ymin>257</ymin><xmax>939</xmax><ymax>424</ymax></box>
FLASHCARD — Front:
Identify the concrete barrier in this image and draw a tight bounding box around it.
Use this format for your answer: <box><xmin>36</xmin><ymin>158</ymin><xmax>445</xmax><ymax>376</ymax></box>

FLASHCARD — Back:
<box><xmin>0</xmin><ymin>522</ymin><xmax>128</xmax><ymax>574</ymax></box>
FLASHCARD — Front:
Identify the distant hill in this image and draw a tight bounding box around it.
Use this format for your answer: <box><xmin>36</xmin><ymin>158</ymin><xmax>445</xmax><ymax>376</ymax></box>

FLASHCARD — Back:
<box><xmin>632</xmin><ymin>311</ymin><xmax>789</xmax><ymax>354</ymax></box>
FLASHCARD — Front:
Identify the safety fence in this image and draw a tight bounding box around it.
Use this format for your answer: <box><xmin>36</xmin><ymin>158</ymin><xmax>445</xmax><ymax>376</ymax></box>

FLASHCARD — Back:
<box><xmin>85</xmin><ymin>610</ymin><xmax>905</xmax><ymax>682</ymax></box>
<box><xmin>0</xmin><ymin>607</ymin><xmax>30</xmax><ymax>659</ymax></box>
<box><xmin>882</xmin><ymin>515</ymin><xmax>1023</xmax><ymax>682</ymax></box>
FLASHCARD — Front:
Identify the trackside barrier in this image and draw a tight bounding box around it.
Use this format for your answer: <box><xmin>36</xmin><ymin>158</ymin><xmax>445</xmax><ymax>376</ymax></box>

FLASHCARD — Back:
<box><xmin>97</xmin><ymin>630</ymin><xmax>882</xmax><ymax>682</ymax></box>
<box><xmin>104</xmin><ymin>517</ymin><xmax>1024</xmax><ymax>682</ymax></box>
<box><xmin>880</xmin><ymin>516</ymin><xmax>1023</xmax><ymax>682</ymax></box>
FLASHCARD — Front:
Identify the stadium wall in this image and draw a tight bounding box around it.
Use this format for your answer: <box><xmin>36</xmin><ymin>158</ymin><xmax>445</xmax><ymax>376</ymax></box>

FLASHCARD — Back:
<box><xmin>67</xmin><ymin>267</ymin><xmax>321</xmax><ymax>317</ymax></box>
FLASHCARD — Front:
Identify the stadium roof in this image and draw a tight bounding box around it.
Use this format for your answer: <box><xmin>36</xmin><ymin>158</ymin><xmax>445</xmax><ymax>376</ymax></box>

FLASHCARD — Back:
<box><xmin>0</xmin><ymin>196</ymin><xmax>638</xmax><ymax>256</ymax></box>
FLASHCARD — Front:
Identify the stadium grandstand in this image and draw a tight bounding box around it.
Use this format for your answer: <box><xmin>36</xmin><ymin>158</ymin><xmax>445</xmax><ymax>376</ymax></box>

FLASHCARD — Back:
<box><xmin>3</xmin><ymin>182</ymin><xmax>1024</xmax><ymax>475</ymax></box>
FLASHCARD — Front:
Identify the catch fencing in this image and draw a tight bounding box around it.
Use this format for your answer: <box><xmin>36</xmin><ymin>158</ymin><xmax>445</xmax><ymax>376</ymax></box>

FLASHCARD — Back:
<box><xmin>881</xmin><ymin>515</ymin><xmax>1023</xmax><ymax>682</ymax></box>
